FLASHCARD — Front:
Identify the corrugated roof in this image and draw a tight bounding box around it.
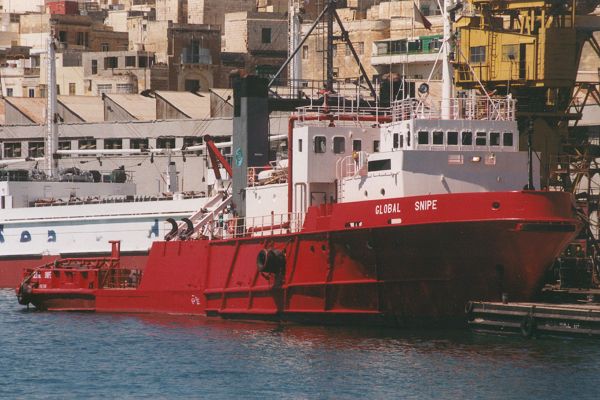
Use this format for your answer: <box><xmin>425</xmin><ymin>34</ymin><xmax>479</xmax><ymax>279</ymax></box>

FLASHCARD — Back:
<box><xmin>58</xmin><ymin>95</ymin><xmax>105</xmax><ymax>122</ymax></box>
<box><xmin>5</xmin><ymin>97</ymin><xmax>47</xmax><ymax>124</ymax></box>
<box><xmin>105</xmin><ymin>94</ymin><xmax>157</xmax><ymax>120</ymax></box>
<box><xmin>155</xmin><ymin>91</ymin><xmax>211</xmax><ymax>119</ymax></box>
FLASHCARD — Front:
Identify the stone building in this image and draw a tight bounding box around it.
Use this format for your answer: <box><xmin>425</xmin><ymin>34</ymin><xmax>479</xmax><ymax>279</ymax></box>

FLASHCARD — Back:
<box><xmin>222</xmin><ymin>11</ymin><xmax>287</xmax><ymax>79</ymax></box>
<box><xmin>128</xmin><ymin>19</ymin><xmax>222</xmax><ymax>89</ymax></box>
<box><xmin>19</xmin><ymin>13</ymin><xmax>128</xmax><ymax>54</ymax></box>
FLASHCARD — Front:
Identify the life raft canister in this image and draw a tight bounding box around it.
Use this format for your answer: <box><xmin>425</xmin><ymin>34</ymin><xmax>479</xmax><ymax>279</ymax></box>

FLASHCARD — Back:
<box><xmin>256</xmin><ymin>248</ymin><xmax>286</xmax><ymax>274</ymax></box>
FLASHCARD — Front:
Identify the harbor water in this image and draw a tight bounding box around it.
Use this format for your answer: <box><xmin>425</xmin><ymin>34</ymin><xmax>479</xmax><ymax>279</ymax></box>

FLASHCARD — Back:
<box><xmin>1</xmin><ymin>289</ymin><xmax>600</xmax><ymax>399</ymax></box>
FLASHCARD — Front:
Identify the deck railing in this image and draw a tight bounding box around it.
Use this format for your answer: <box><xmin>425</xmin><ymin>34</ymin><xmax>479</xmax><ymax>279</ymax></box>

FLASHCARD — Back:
<box><xmin>390</xmin><ymin>96</ymin><xmax>516</xmax><ymax>121</ymax></box>
<box><xmin>205</xmin><ymin>212</ymin><xmax>305</xmax><ymax>240</ymax></box>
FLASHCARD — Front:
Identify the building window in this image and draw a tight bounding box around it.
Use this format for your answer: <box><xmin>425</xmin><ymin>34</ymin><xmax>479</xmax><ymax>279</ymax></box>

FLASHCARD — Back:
<box><xmin>101</xmin><ymin>43</ymin><xmax>109</xmax><ymax>52</ymax></box>
<box><xmin>78</xmin><ymin>139</ymin><xmax>96</xmax><ymax>150</ymax></box>
<box><xmin>40</xmin><ymin>85</ymin><xmax>46</xmax><ymax>98</ymax></box>
<box><xmin>58</xmin><ymin>31</ymin><xmax>67</xmax><ymax>43</ymax></box>
<box><xmin>503</xmin><ymin>132</ymin><xmax>514</xmax><ymax>146</ymax></box>
<box><xmin>76</xmin><ymin>32</ymin><xmax>87</xmax><ymax>46</ymax></box>
<box><xmin>261</xmin><ymin>28</ymin><xmax>272</xmax><ymax>44</ymax></box>
<box><xmin>59</xmin><ymin>141</ymin><xmax>71</xmax><ymax>150</ymax></box>
<box><xmin>97</xmin><ymin>84</ymin><xmax>112</xmax><ymax>95</ymax></box>
<box><xmin>69</xmin><ymin>83</ymin><xmax>76</xmax><ymax>95</ymax></box>
<box><xmin>314</xmin><ymin>136</ymin><xmax>326</xmax><ymax>153</ymax></box>
<box><xmin>4</xmin><ymin>142</ymin><xmax>22</xmax><ymax>158</ymax></box>
<box><xmin>139</xmin><ymin>56</ymin><xmax>153</xmax><ymax>68</ymax></box>
<box><xmin>502</xmin><ymin>45</ymin><xmax>518</xmax><ymax>61</ymax></box>
<box><xmin>157</xmin><ymin>137</ymin><xmax>175</xmax><ymax>149</ymax></box>
<box><xmin>56</xmin><ymin>85</ymin><xmax>60</xmax><ymax>95</ymax></box>
<box><xmin>184</xmin><ymin>80</ymin><xmax>200</xmax><ymax>92</ymax></box>
<box><xmin>28</xmin><ymin>142</ymin><xmax>44</xmax><ymax>158</ymax></box>
<box><xmin>6</xmin><ymin>88</ymin><xmax>13</xmax><ymax>97</ymax></box>
<box><xmin>116</xmin><ymin>84</ymin><xmax>133</xmax><ymax>94</ymax></box>
<box><xmin>104</xmin><ymin>57</ymin><xmax>118</xmax><ymax>69</ymax></box>
<box><xmin>333</xmin><ymin>137</ymin><xmax>345</xmax><ymax>154</ymax></box>
<box><xmin>302</xmin><ymin>45</ymin><xmax>309</xmax><ymax>60</ymax></box>
<box><xmin>345</xmin><ymin>44</ymin><xmax>351</xmax><ymax>56</ymax></box>
<box><xmin>130</xmin><ymin>138</ymin><xmax>148</xmax><ymax>150</ymax></box>
<box><xmin>104</xmin><ymin>139</ymin><xmax>122</xmax><ymax>149</ymax></box>
<box><xmin>91</xmin><ymin>59</ymin><xmax>98</xmax><ymax>75</ymax></box>
<box><xmin>28</xmin><ymin>88</ymin><xmax>35</xmax><ymax>98</ymax></box>
<box><xmin>125</xmin><ymin>56</ymin><xmax>136</xmax><ymax>67</ymax></box>
<box><xmin>357</xmin><ymin>42</ymin><xmax>364</xmax><ymax>55</ymax></box>
<box><xmin>470</xmin><ymin>46</ymin><xmax>486</xmax><ymax>63</ymax></box>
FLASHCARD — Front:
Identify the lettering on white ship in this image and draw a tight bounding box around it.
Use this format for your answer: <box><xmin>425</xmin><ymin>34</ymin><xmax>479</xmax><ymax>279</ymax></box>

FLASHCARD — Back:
<box><xmin>375</xmin><ymin>203</ymin><xmax>401</xmax><ymax>215</ymax></box>
<box><xmin>149</xmin><ymin>219</ymin><xmax>159</xmax><ymax>238</ymax></box>
<box><xmin>415</xmin><ymin>200</ymin><xmax>438</xmax><ymax>211</ymax></box>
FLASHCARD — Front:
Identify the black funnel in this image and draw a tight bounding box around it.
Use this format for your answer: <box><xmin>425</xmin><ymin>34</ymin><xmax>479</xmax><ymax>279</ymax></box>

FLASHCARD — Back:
<box><xmin>231</xmin><ymin>76</ymin><xmax>269</xmax><ymax>217</ymax></box>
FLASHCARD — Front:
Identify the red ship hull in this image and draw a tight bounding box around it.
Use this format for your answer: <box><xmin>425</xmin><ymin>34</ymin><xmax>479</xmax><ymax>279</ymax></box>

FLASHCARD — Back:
<box><xmin>17</xmin><ymin>191</ymin><xmax>580</xmax><ymax>326</ymax></box>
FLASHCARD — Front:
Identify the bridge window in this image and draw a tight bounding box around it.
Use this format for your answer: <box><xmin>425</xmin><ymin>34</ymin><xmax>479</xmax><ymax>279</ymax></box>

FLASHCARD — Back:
<box><xmin>157</xmin><ymin>137</ymin><xmax>175</xmax><ymax>149</ymax></box>
<box><xmin>470</xmin><ymin>46</ymin><xmax>486</xmax><ymax>63</ymax></box>
<box><xmin>28</xmin><ymin>142</ymin><xmax>45</xmax><ymax>158</ymax></box>
<box><xmin>418</xmin><ymin>131</ymin><xmax>429</xmax><ymax>145</ymax></box>
<box><xmin>352</xmin><ymin>139</ymin><xmax>362</xmax><ymax>151</ymax></box>
<box><xmin>298</xmin><ymin>139</ymin><xmax>303</xmax><ymax>152</ymax></box>
<box><xmin>368</xmin><ymin>159</ymin><xmax>391</xmax><ymax>172</ymax></box>
<box><xmin>462</xmin><ymin>131</ymin><xmax>472</xmax><ymax>145</ymax></box>
<box><xmin>475</xmin><ymin>132</ymin><xmax>487</xmax><ymax>146</ymax></box>
<box><xmin>447</xmin><ymin>131</ymin><xmax>458</xmax><ymax>145</ymax></box>
<box><xmin>104</xmin><ymin>138</ymin><xmax>122</xmax><ymax>150</ymax></box>
<box><xmin>373</xmin><ymin>140</ymin><xmax>380</xmax><ymax>152</ymax></box>
<box><xmin>490</xmin><ymin>132</ymin><xmax>500</xmax><ymax>146</ymax></box>
<box><xmin>393</xmin><ymin>133</ymin><xmax>399</xmax><ymax>149</ymax></box>
<box><xmin>3</xmin><ymin>142</ymin><xmax>21</xmax><ymax>158</ymax></box>
<box><xmin>432</xmin><ymin>131</ymin><xmax>443</xmax><ymax>145</ymax></box>
<box><xmin>130</xmin><ymin>138</ymin><xmax>148</xmax><ymax>150</ymax></box>
<box><xmin>78</xmin><ymin>139</ymin><xmax>96</xmax><ymax>150</ymax></box>
<box><xmin>503</xmin><ymin>132</ymin><xmax>514</xmax><ymax>146</ymax></box>
<box><xmin>314</xmin><ymin>136</ymin><xmax>326</xmax><ymax>153</ymax></box>
<box><xmin>333</xmin><ymin>137</ymin><xmax>345</xmax><ymax>154</ymax></box>
<box><xmin>59</xmin><ymin>141</ymin><xmax>71</xmax><ymax>150</ymax></box>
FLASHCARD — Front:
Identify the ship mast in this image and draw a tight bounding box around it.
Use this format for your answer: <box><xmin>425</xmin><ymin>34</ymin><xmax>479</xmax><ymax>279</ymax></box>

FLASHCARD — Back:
<box><xmin>441</xmin><ymin>0</ymin><xmax>454</xmax><ymax>119</ymax></box>
<box><xmin>289</xmin><ymin>0</ymin><xmax>302</xmax><ymax>96</ymax></box>
<box><xmin>45</xmin><ymin>34</ymin><xmax>59</xmax><ymax>179</ymax></box>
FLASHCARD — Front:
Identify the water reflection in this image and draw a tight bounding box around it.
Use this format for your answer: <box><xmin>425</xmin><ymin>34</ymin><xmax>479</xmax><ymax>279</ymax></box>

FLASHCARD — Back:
<box><xmin>3</xmin><ymin>289</ymin><xmax>600</xmax><ymax>399</ymax></box>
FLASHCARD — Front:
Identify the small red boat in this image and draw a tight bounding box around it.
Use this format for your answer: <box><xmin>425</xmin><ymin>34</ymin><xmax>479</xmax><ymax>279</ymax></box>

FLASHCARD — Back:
<box><xmin>16</xmin><ymin>76</ymin><xmax>581</xmax><ymax>326</ymax></box>
<box><xmin>17</xmin><ymin>241</ymin><xmax>141</xmax><ymax>311</ymax></box>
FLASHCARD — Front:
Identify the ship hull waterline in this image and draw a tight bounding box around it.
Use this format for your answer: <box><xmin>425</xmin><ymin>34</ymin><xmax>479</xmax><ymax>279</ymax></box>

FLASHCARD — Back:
<box><xmin>17</xmin><ymin>191</ymin><xmax>580</xmax><ymax>327</ymax></box>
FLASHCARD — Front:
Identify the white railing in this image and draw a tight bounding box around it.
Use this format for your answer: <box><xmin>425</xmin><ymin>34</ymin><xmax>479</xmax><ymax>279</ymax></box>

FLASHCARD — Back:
<box><xmin>204</xmin><ymin>212</ymin><xmax>306</xmax><ymax>240</ymax></box>
<box><xmin>390</xmin><ymin>96</ymin><xmax>516</xmax><ymax>122</ymax></box>
<box><xmin>335</xmin><ymin>152</ymin><xmax>368</xmax><ymax>202</ymax></box>
<box><xmin>294</xmin><ymin>96</ymin><xmax>515</xmax><ymax>126</ymax></box>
